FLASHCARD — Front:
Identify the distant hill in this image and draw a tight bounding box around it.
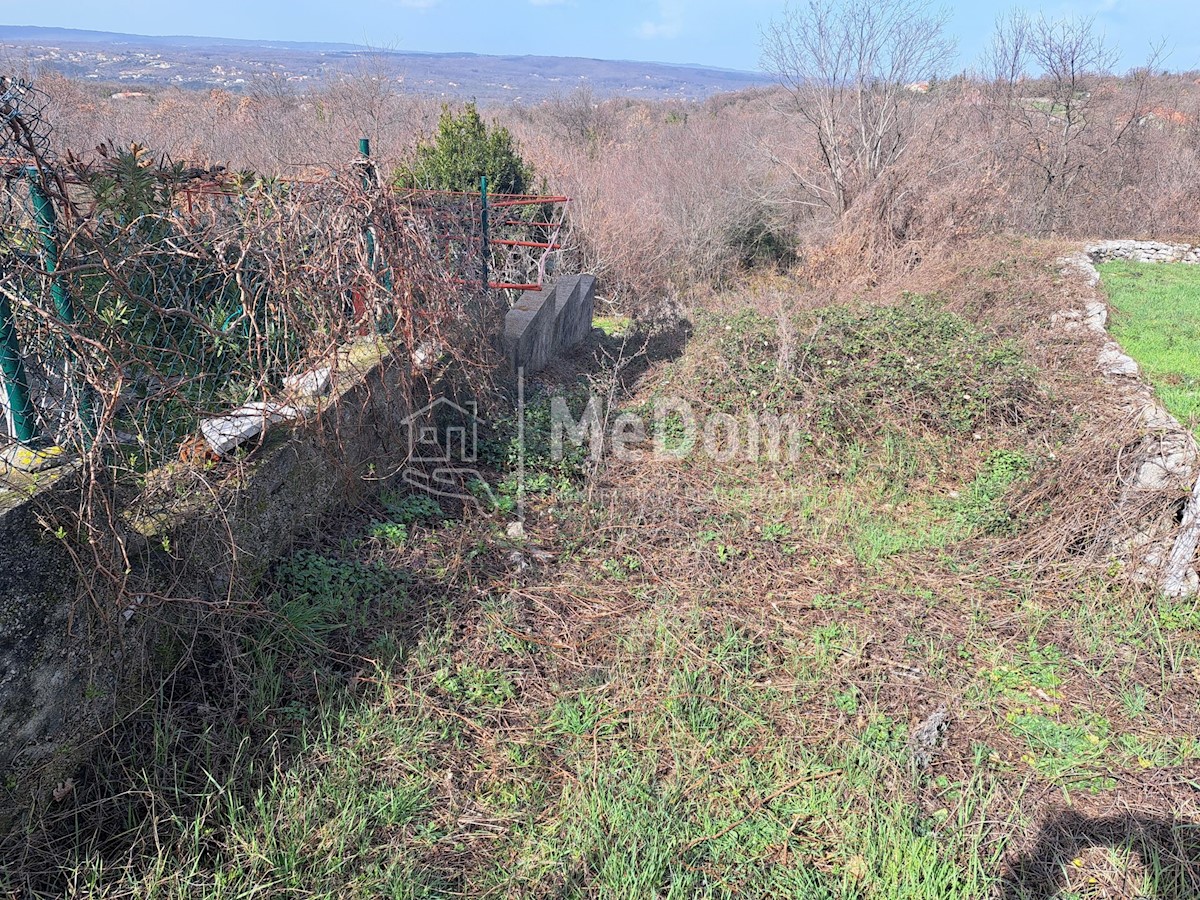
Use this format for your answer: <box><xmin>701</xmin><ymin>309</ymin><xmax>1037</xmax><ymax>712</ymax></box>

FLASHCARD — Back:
<box><xmin>0</xmin><ymin>25</ymin><xmax>773</xmax><ymax>102</ymax></box>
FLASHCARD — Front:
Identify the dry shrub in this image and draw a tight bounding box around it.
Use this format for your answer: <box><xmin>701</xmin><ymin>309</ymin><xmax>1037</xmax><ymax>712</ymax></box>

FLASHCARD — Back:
<box><xmin>516</xmin><ymin>97</ymin><xmax>797</xmax><ymax>307</ymax></box>
<box><xmin>33</xmin><ymin>64</ymin><xmax>1200</xmax><ymax>311</ymax></box>
<box><xmin>41</xmin><ymin>70</ymin><xmax>441</xmax><ymax>176</ymax></box>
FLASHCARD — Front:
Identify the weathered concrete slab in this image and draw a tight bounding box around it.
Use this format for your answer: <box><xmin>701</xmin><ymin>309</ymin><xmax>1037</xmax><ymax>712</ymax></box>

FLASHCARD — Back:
<box><xmin>200</xmin><ymin>401</ymin><xmax>301</xmax><ymax>457</ymax></box>
<box><xmin>552</xmin><ymin>274</ymin><xmax>596</xmax><ymax>350</ymax></box>
<box><xmin>503</xmin><ymin>283</ymin><xmax>559</xmax><ymax>375</ymax></box>
<box><xmin>283</xmin><ymin>366</ymin><xmax>332</xmax><ymax>400</ymax></box>
<box><xmin>0</xmin><ymin>462</ymin><xmax>110</xmax><ymax>829</ymax></box>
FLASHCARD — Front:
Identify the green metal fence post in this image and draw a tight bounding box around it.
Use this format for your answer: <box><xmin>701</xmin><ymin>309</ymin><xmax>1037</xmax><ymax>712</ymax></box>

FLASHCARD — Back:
<box><xmin>28</xmin><ymin>173</ymin><xmax>93</xmax><ymax>442</ymax></box>
<box><xmin>28</xmin><ymin>179</ymin><xmax>75</xmax><ymax>327</ymax></box>
<box><xmin>0</xmin><ymin>288</ymin><xmax>37</xmax><ymax>444</ymax></box>
<box><xmin>356</xmin><ymin>137</ymin><xmax>395</xmax><ymax>331</ymax></box>
<box><xmin>359</xmin><ymin>138</ymin><xmax>377</xmax><ymax>272</ymax></box>
<box><xmin>480</xmin><ymin>175</ymin><xmax>490</xmax><ymax>292</ymax></box>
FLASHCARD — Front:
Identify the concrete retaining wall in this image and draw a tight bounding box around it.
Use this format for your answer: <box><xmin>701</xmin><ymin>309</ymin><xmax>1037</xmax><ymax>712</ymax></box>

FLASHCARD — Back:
<box><xmin>503</xmin><ymin>275</ymin><xmax>596</xmax><ymax>374</ymax></box>
<box><xmin>0</xmin><ymin>339</ymin><xmax>429</xmax><ymax>821</ymax></box>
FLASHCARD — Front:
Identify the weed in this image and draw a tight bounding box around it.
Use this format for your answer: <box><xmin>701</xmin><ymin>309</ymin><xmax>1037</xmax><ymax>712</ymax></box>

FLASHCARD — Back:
<box><xmin>1007</xmin><ymin>711</ymin><xmax>1115</xmax><ymax>788</ymax></box>
<box><xmin>380</xmin><ymin>491</ymin><xmax>444</xmax><ymax>525</ymax></box>
<box><xmin>433</xmin><ymin>662</ymin><xmax>516</xmax><ymax>709</ymax></box>
<box><xmin>549</xmin><ymin>692</ymin><xmax>614</xmax><ymax>737</ymax></box>
<box><xmin>950</xmin><ymin>449</ymin><xmax>1031</xmax><ymax>535</ymax></box>
<box><xmin>1119</xmin><ymin>682</ymin><xmax>1150</xmax><ymax>720</ymax></box>
<box><xmin>368</xmin><ymin>519</ymin><xmax>409</xmax><ymax>545</ymax></box>
<box><xmin>834</xmin><ymin>686</ymin><xmax>861</xmax><ymax>714</ymax></box>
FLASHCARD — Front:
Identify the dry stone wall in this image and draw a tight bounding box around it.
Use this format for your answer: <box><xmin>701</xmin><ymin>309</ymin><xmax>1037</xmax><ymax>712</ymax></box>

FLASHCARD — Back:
<box><xmin>1058</xmin><ymin>241</ymin><xmax>1200</xmax><ymax>596</ymax></box>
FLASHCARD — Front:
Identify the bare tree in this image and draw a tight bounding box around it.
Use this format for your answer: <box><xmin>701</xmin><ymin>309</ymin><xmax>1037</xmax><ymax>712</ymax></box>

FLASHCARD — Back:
<box><xmin>982</xmin><ymin>13</ymin><xmax>1163</xmax><ymax>233</ymax></box>
<box><xmin>541</xmin><ymin>84</ymin><xmax>615</xmax><ymax>155</ymax></box>
<box><xmin>760</xmin><ymin>0</ymin><xmax>954</xmax><ymax>217</ymax></box>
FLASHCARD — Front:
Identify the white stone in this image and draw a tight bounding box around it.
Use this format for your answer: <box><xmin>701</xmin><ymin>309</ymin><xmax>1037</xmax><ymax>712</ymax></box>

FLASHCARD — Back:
<box><xmin>1051</xmin><ymin>309</ymin><xmax>1082</xmax><ymax>328</ymax></box>
<box><xmin>283</xmin><ymin>367</ymin><xmax>331</xmax><ymax>399</ymax></box>
<box><xmin>1135</xmin><ymin>459</ymin><xmax>1179</xmax><ymax>491</ymax></box>
<box><xmin>1163</xmin><ymin>566</ymin><xmax>1200</xmax><ymax>598</ymax></box>
<box><xmin>200</xmin><ymin>401</ymin><xmax>300</xmax><ymax>457</ymax></box>
<box><xmin>1082</xmin><ymin>301</ymin><xmax>1107</xmax><ymax>333</ymax></box>
<box><xmin>413</xmin><ymin>341</ymin><xmax>439</xmax><ymax>371</ymax></box>
<box><xmin>1139</xmin><ymin>401</ymin><xmax>1178</xmax><ymax>430</ymax></box>
<box><xmin>1097</xmin><ymin>342</ymin><xmax>1140</xmax><ymax>377</ymax></box>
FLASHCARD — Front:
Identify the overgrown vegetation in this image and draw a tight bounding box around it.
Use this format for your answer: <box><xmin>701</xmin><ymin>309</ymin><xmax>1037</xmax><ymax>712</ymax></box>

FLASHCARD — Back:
<box><xmin>8</xmin><ymin>258</ymin><xmax>1200</xmax><ymax>897</ymax></box>
<box><xmin>37</xmin><ymin>6</ymin><xmax>1200</xmax><ymax>305</ymax></box>
<box><xmin>5</xmin><ymin>2</ymin><xmax>1200</xmax><ymax>893</ymax></box>
<box><xmin>397</xmin><ymin>101</ymin><xmax>533</xmax><ymax>195</ymax></box>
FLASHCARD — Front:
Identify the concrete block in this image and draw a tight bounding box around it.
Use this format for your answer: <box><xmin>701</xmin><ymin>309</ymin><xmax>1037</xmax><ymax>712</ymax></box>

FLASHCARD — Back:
<box><xmin>283</xmin><ymin>366</ymin><xmax>331</xmax><ymax>399</ymax></box>
<box><xmin>502</xmin><ymin>275</ymin><xmax>597</xmax><ymax>376</ymax></box>
<box><xmin>551</xmin><ymin>274</ymin><xmax>596</xmax><ymax>350</ymax></box>
<box><xmin>0</xmin><ymin>443</ymin><xmax>70</xmax><ymax>474</ymax></box>
<box><xmin>200</xmin><ymin>401</ymin><xmax>300</xmax><ymax>457</ymax></box>
<box><xmin>503</xmin><ymin>284</ymin><xmax>558</xmax><ymax>375</ymax></box>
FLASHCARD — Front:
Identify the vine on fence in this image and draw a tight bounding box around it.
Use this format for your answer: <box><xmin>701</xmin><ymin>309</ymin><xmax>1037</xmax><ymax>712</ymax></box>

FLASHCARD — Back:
<box><xmin>0</xmin><ymin>77</ymin><xmax>565</xmax><ymax>605</ymax></box>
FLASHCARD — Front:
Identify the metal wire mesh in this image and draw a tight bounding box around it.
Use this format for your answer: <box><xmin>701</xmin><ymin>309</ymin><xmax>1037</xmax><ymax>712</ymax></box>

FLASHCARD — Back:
<box><xmin>394</xmin><ymin>187</ymin><xmax>568</xmax><ymax>292</ymax></box>
<box><xmin>0</xmin><ymin>75</ymin><xmax>55</xmax><ymax>167</ymax></box>
<box><xmin>0</xmin><ymin>81</ymin><xmax>567</xmax><ymax>474</ymax></box>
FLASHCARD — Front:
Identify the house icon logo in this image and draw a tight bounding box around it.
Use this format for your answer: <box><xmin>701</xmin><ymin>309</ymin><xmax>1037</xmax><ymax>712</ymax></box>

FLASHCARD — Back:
<box><xmin>406</xmin><ymin>397</ymin><xmax>479</xmax><ymax>465</ymax></box>
<box><xmin>400</xmin><ymin>397</ymin><xmax>497</xmax><ymax>510</ymax></box>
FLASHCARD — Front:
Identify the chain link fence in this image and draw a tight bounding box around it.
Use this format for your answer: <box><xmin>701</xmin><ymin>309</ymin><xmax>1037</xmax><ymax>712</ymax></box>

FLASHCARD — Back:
<box><xmin>0</xmin><ymin>79</ymin><xmax>567</xmax><ymax>477</ymax></box>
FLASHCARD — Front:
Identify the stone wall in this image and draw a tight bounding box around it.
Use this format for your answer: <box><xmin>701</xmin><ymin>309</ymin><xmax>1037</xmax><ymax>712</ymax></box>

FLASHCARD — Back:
<box><xmin>0</xmin><ymin>270</ymin><xmax>599</xmax><ymax>823</ymax></box>
<box><xmin>0</xmin><ymin>466</ymin><xmax>109</xmax><ymax>823</ymax></box>
<box><xmin>1087</xmin><ymin>240</ymin><xmax>1200</xmax><ymax>265</ymax></box>
<box><xmin>0</xmin><ymin>339</ymin><xmax>429</xmax><ymax>822</ymax></box>
<box><xmin>1058</xmin><ymin>241</ymin><xmax>1200</xmax><ymax>596</ymax></box>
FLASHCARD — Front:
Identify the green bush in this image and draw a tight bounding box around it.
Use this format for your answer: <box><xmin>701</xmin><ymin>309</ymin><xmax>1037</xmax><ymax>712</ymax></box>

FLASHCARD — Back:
<box><xmin>398</xmin><ymin>102</ymin><xmax>533</xmax><ymax>195</ymax></box>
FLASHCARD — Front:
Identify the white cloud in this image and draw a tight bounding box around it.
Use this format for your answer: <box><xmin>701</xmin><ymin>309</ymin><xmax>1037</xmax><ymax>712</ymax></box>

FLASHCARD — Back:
<box><xmin>396</xmin><ymin>0</ymin><xmax>442</xmax><ymax>8</ymax></box>
<box><xmin>637</xmin><ymin>0</ymin><xmax>685</xmax><ymax>40</ymax></box>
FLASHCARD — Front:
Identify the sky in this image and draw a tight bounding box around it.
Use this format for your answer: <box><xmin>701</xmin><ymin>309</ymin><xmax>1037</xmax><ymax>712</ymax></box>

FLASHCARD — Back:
<box><xmin>0</xmin><ymin>0</ymin><xmax>1196</xmax><ymax>73</ymax></box>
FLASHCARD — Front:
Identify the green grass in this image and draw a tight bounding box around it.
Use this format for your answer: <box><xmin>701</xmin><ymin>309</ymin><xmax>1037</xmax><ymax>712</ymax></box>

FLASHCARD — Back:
<box><xmin>1099</xmin><ymin>259</ymin><xmax>1200</xmax><ymax>435</ymax></box>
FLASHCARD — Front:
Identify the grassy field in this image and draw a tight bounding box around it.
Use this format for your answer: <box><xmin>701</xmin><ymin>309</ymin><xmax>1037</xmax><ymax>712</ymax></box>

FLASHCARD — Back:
<box><xmin>5</xmin><ymin>251</ymin><xmax>1200</xmax><ymax>898</ymax></box>
<box><xmin>1099</xmin><ymin>260</ymin><xmax>1200</xmax><ymax>435</ymax></box>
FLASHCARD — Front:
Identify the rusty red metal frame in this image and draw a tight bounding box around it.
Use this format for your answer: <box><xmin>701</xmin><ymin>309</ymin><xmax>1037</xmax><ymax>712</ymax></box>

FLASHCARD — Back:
<box><xmin>1</xmin><ymin>153</ymin><xmax>571</xmax><ymax>292</ymax></box>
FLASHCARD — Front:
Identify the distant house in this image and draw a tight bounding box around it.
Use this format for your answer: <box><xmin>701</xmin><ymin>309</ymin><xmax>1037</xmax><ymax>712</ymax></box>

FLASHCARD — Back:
<box><xmin>906</xmin><ymin>81</ymin><xmax>931</xmax><ymax>94</ymax></box>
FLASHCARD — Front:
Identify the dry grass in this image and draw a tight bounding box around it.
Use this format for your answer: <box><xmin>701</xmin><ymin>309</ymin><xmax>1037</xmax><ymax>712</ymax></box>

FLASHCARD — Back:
<box><xmin>5</xmin><ymin>238</ymin><xmax>1200</xmax><ymax>898</ymax></box>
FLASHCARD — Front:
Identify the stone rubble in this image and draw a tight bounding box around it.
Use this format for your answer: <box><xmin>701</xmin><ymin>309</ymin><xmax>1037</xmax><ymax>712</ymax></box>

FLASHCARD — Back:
<box><xmin>1086</xmin><ymin>240</ymin><xmax>1200</xmax><ymax>265</ymax></box>
<box><xmin>200</xmin><ymin>401</ymin><xmax>301</xmax><ymax>457</ymax></box>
